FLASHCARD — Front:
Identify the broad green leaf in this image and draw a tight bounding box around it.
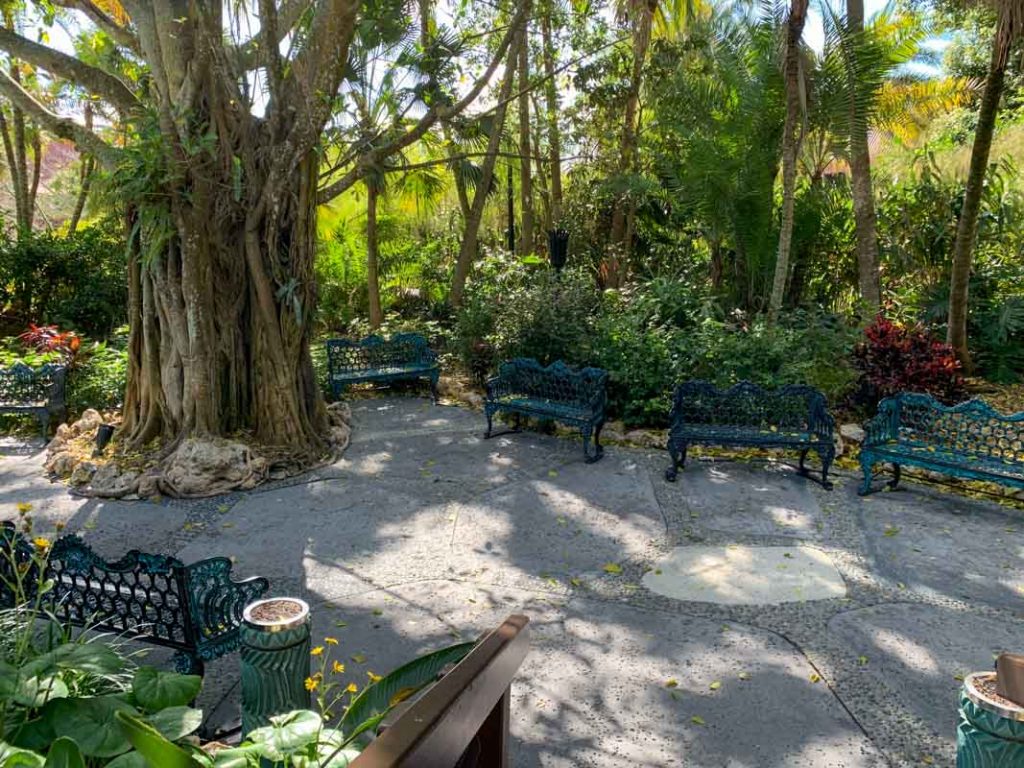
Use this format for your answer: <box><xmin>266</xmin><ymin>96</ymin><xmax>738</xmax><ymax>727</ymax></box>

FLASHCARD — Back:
<box><xmin>22</xmin><ymin>643</ymin><xmax>122</xmax><ymax>679</ymax></box>
<box><xmin>0</xmin><ymin>742</ymin><xmax>45</xmax><ymax>767</ymax></box>
<box><xmin>42</xmin><ymin>738</ymin><xmax>85</xmax><ymax>768</ymax></box>
<box><xmin>339</xmin><ymin>641</ymin><xmax>475</xmax><ymax>745</ymax></box>
<box><xmin>243</xmin><ymin>710</ymin><xmax>323</xmax><ymax>760</ymax></box>
<box><xmin>14</xmin><ymin>676</ymin><xmax>69</xmax><ymax>708</ymax></box>
<box><xmin>132</xmin><ymin>667</ymin><xmax>202</xmax><ymax>712</ymax></box>
<box><xmin>104</xmin><ymin>753</ymin><xmax>148</xmax><ymax>768</ymax></box>
<box><xmin>115</xmin><ymin>712</ymin><xmax>202</xmax><ymax>768</ymax></box>
<box><xmin>45</xmin><ymin>696</ymin><xmax>137</xmax><ymax>757</ymax></box>
<box><xmin>146</xmin><ymin>706</ymin><xmax>203</xmax><ymax>742</ymax></box>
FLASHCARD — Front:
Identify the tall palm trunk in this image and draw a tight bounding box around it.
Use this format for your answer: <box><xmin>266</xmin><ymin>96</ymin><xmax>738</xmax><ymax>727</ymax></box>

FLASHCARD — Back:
<box><xmin>450</xmin><ymin>20</ymin><xmax>523</xmax><ymax>307</ymax></box>
<box><xmin>366</xmin><ymin>181</ymin><xmax>383</xmax><ymax>329</ymax></box>
<box><xmin>847</xmin><ymin>0</ymin><xmax>881</xmax><ymax>312</ymax></box>
<box><xmin>541</xmin><ymin>0</ymin><xmax>563</xmax><ymax>224</ymax></box>
<box><xmin>947</xmin><ymin>8</ymin><xmax>1019</xmax><ymax>371</ymax></box>
<box><xmin>769</xmin><ymin>0</ymin><xmax>809</xmax><ymax>318</ymax></box>
<box><xmin>517</xmin><ymin>14</ymin><xmax>534</xmax><ymax>254</ymax></box>
<box><xmin>607</xmin><ymin>0</ymin><xmax>655</xmax><ymax>286</ymax></box>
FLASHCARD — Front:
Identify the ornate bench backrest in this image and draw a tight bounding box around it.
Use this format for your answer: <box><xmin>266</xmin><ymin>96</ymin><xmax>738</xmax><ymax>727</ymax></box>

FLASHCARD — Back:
<box><xmin>326</xmin><ymin>334</ymin><xmax>434</xmax><ymax>374</ymax></box>
<box><xmin>887</xmin><ymin>393</ymin><xmax>1024</xmax><ymax>464</ymax></box>
<box><xmin>0</xmin><ymin>363</ymin><xmax>66</xmax><ymax>405</ymax></box>
<box><xmin>499</xmin><ymin>359</ymin><xmax>607</xmax><ymax>406</ymax></box>
<box><xmin>0</xmin><ymin>523</ymin><xmax>269</xmax><ymax>661</ymax></box>
<box><xmin>671</xmin><ymin>381</ymin><xmax>831</xmax><ymax>434</ymax></box>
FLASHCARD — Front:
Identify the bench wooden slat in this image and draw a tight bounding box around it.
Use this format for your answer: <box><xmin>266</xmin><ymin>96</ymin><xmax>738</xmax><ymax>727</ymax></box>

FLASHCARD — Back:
<box><xmin>352</xmin><ymin>614</ymin><xmax>530</xmax><ymax>768</ymax></box>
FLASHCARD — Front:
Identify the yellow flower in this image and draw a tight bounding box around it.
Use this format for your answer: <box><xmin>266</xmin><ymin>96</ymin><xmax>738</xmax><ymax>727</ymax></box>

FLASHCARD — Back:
<box><xmin>332</xmin><ymin>661</ymin><xmax>345</xmax><ymax>675</ymax></box>
<box><xmin>324</xmin><ymin>637</ymin><xmax>339</xmax><ymax>646</ymax></box>
<box><xmin>367</xmin><ymin>671</ymin><xmax>382</xmax><ymax>683</ymax></box>
<box><xmin>304</xmin><ymin>677</ymin><xmax>319</xmax><ymax>692</ymax></box>
<box><xmin>16</xmin><ymin>502</ymin><xmax>32</xmax><ymax>515</ymax></box>
<box><xmin>32</xmin><ymin>537</ymin><xmax>50</xmax><ymax>551</ymax></box>
<box><xmin>346</xmin><ymin>682</ymin><xmax>358</xmax><ymax>693</ymax></box>
<box><xmin>310</xmin><ymin>646</ymin><xmax>324</xmax><ymax>656</ymax></box>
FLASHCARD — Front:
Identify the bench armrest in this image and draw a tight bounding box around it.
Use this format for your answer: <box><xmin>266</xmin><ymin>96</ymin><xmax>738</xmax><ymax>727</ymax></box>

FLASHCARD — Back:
<box><xmin>185</xmin><ymin>558</ymin><xmax>270</xmax><ymax>658</ymax></box>
<box><xmin>812</xmin><ymin>410</ymin><xmax>835</xmax><ymax>442</ymax></box>
<box><xmin>864</xmin><ymin>398</ymin><xmax>900</xmax><ymax>446</ymax></box>
<box><xmin>485</xmin><ymin>375</ymin><xmax>509</xmax><ymax>401</ymax></box>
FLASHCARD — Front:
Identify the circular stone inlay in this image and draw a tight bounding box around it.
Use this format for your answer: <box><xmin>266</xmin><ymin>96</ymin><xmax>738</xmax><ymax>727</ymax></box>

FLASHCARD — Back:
<box><xmin>643</xmin><ymin>545</ymin><xmax>846</xmax><ymax>605</ymax></box>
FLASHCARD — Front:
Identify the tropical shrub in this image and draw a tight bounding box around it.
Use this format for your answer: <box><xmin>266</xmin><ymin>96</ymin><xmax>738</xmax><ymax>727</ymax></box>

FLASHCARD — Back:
<box><xmin>852</xmin><ymin>317</ymin><xmax>964</xmax><ymax>405</ymax></box>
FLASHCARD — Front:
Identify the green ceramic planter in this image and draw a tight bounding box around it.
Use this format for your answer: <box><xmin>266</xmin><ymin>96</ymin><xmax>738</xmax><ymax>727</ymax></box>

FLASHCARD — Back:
<box><xmin>957</xmin><ymin>672</ymin><xmax>1024</xmax><ymax>767</ymax></box>
<box><xmin>240</xmin><ymin>597</ymin><xmax>312</xmax><ymax>737</ymax></box>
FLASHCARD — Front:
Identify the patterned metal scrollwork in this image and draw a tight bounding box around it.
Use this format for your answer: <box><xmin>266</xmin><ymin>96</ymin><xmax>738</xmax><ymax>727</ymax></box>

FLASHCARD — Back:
<box><xmin>860</xmin><ymin>393</ymin><xmax>1024</xmax><ymax>496</ymax></box>
<box><xmin>325</xmin><ymin>333</ymin><xmax>440</xmax><ymax>402</ymax></box>
<box><xmin>0</xmin><ymin>525</ymin><xmax>269</xmax><ymax>674</ymax></box>
<box><xmin>0</xmin><ymin>363</ymin><xmax>67</xmax><ymax>437</ymax></box>
<box><xmin>484</xmin><ymin>358</ymin><xmax>608</xmax><ymax>463</ymax></box>
<box><xmin>664</xmin><ymin>380</ymin><xmax>835</xmax><ymax>488</ymax></box>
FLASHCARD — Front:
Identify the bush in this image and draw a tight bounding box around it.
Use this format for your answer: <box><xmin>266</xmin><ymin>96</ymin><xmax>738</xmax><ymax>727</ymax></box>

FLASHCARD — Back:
<box><xmin>0</xmin><ymin>221</ymin><xmax>127</xmax><ymax>337</ymax></box>
<box><xmin>852</xmin><ymin>317</ymin><xmax>964</xmax><ymax>405</ymax></box>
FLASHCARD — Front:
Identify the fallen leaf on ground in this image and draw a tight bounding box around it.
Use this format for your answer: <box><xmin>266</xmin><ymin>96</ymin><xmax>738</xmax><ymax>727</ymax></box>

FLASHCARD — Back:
<box><xmin>709</xmin><ymin>681</ymin><xmax>721</xmax><ymax>690</ymax></box>
<box><xmin>691</xmin><ymin>715</ymin><xmax>705</xmax><ymax>726</ymax></box>
<box><xmin>665</xmin><ymin>679</ymin><xmax>678</xmax><ymax>688</ymax></box>
<box><xmin>602</xmin><ymin>563</ymin><xmax>622</xmax><ymax>575</ymax></box>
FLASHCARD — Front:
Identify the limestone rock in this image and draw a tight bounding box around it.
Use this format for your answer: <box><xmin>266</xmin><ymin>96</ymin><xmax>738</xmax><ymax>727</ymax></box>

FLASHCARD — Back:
<box><xmin>840</xmin><ymin>424</ymin><xmax>866</xmax><ymax>445</ymax></box>
<box><xmin>44</xmin><ymin>450</ymin><xmax>76</xmax><ymax>477</ymax></box>
<box><xmin>464</xmin><ymin>391</ymin><xmax>484</xmax><ymax>408</ymax></box>
<box><xmin>601</xmin><ymin>420</ymin><xmax>627</xmax><ymax>443</ymax></box>
<box><xmin>70</xmin><ymin>461</ymin><xmax>97</xmax><ymax>486</ymax></box>
<box><xmin>89</xmin><ymin>464</ymin><xmax>140</xmax><ymax>497</ymax></box>
<box><xmin>624</xmin><ymin>429</ymin><xmax>665</xmax><ymax>449</ymax></box>
<box><xmin>72</xmin><ymin>409</ymin><xmax>103</xmax><ymax>437</ymax></box>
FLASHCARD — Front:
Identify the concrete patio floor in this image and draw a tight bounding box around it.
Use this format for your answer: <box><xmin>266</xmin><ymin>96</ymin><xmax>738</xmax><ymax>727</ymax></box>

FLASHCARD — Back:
<box><xmin>2</xmin><ymin>396</ymin><xmax>1022</xmax><ymax>767</ymax></box>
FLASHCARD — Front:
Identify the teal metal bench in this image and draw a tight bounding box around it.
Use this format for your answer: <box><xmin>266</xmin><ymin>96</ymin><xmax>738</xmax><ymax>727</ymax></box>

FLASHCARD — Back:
<box><xmin>0</xmin><ymin>362</ymin><xmax>67</xmax><ymax>437</ymax></box>
<box><xmin>0</xmin><ymin>522</ymin><xmax>269</xmax><ymax>676</ymax></box>
<box><xmin>325</xmin><ymin>334</ymin><xmax>440</xmax><ymax>403</ymax></box>
<box><xmin>665</xmin><ymin>380</ymin><xmax>836</xmax><ymax>488</ymax></box>
<box><xmin>484</xmin><ymin>358</ymin><xmax>608</xmax><ymax>463</ymax></box>
<box><xmin>859</xmin><ymin>393</ymin><xmax>1024</xmax><ymax>496</ymax></box>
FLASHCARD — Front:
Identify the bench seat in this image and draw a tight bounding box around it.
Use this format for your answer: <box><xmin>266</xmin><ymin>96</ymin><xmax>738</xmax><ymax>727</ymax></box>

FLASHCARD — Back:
<box><xmin>325</xmin><ymin>334</ymin><xmax>439</xmax><ymax>402</ymax></box>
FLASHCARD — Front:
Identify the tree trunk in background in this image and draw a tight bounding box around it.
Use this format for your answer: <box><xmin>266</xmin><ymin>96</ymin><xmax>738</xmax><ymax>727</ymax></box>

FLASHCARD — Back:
<box><xmin>847</xmin><ymin>0</ymin><xmax>881</xmax><ymax>313</ymax></box>
<box><xmin>607</xmin><ymin>0</ymin><xmax>655</xmax><ymax>286</ymax></box>
<box><xmin>450</xmin><ymin>20</ymin><xmax>523</xmax><ymax>307</ymax></box>
<box><xmin>68</xmin><ymin>103</ymin><xmax>94</xmax><ymax>233</ymax></box>
<box><xmin>366</xmin><ymin>181</ymin><xmax>383</xmax><ymax>329</ymax></box>
<box><xmin>541</xmin><ymin>0</ymin><xmax>562</xmax><ymax>224</ymax></box>
<box><xmin>517</xmin><ymin>2</ymin><xmax>534</xmax><ymax>255</ymax></box>
<box><xmin>530</xmin><ymin>95</ymin><xmax>552</xmax><ymax>233</ymax></box>
<box><xmin>768</xmin><ymin>0</ymin><xmax>808</xmax><ymax>318</ymax></box>
<box><xmin>948</xmin><ymin>15</ymin><xmax>1014</xmax><ymax>372</ymax></box>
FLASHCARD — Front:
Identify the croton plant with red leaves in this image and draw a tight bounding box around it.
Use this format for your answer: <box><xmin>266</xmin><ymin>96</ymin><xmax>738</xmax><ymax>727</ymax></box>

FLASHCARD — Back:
<box><xmin>853</xmin><ymin>317</ymin><xmax>964</xmax><ymax>404</ymax></box>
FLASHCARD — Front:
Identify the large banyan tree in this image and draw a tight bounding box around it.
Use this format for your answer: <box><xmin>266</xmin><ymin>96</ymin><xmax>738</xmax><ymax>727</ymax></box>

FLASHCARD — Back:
<box><xmin>0</xmin><ymin>0</ymin><xmax>522</xmax><ymax>494</ymax></box>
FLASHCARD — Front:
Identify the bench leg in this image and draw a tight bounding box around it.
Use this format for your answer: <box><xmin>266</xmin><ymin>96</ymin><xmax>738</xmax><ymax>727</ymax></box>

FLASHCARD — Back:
<box><xmin>818</xmin><ymin>448</ymin><xmax>835</xmax><ymax>491</ymax></box>
<box><xmin>665</xmin><ymin>441</ymin><xmax>687</xmax><ymax>482</ymax></box>
<box><xmin>888</xmin><ymin>463</ymin><xmax>902</xmax><ymax>491</ymax></box>
<box><xmin>594</xmin><ymin>419</ymin><xmax>605</xmax><ymax>460</ymax></box>
<box><xmin>173</xmin><ymin>651</ymin><xmax>204</xmax><ymax>677</ymax></box>
<box><xmin>38</xmin><ymin>411</ymin><xmax>50</xmax><ymax>440</ymax></box>
<box><xmin>858</xmin><ymin>453</ymin><xmax>875</xmax><ymax>496</ymax></box>
<box><xmin>582</xmin><ymin>427</ymin><xmax>602</xmax><ymax>464</ymax></box>
<box><xmin>429</xmin><ymin>372</ymin><xmax>440</xmax><ymax>405</ymax></box>
<box><xmin>798</xmin><ymin>448</ymin><xmax>810</xmax><ymax>476</ymax></box>
<box><xmin>484</xmin><ymin>407</ymin><xmax>495</xmax><ymax>439</ymax></box>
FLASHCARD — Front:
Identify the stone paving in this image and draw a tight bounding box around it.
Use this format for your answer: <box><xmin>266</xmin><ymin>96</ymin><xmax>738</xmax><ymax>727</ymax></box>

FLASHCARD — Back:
<box><xmin>2</xmin><ymin>396</ymin><xmax>1023</xmax><ymax>767</ymax></box>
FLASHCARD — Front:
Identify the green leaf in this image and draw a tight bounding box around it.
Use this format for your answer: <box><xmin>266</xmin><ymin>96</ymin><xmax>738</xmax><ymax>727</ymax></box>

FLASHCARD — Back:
<box><xmin>44</xmin><ymin>697</ymin><xmax>137</xmax><ymax>757</ymax></box>
<box><xmin>22</xmin><ymin>643</ymin><xmax>122</xmax><ymax>679</ymax></box>
<box><xmin>14</xmin><ymin>676</ymin><xmax>69</xmax><ymax>708</ymax></box>
<box><xmin>0</xmin><ymin>742</ymin><xmax>45</xmax><ymax>767</ymax></box>
<box><xmin>104</xmin><ymin>753</ymin><xmax>149</xmax><ymax>768</ymax></box>
<box><xmin>0</xmin><ymin>662</ymin><xmax>19</xmax><ymax>698</ymax></box>
<box><xmin>42</xmin><ymin>738</ymin><xmax>85</xmax><ymax>768</ymax></box>
<box><xmin>339</xmin><ymin>641</ymin><xmax>475</xmax><ymax>745</ymax></box>
<box><xmin>115</xmin><ymin>712</ymin><xmax>203</xmax><ymax>768</ymax></box>
<box><xmin>243</xmin><ymin>710</ymin><xmax>323</xmax><ymax>760</ymax></box>
<box><xmin>146</xmin><ymin>706</ymin><xmax>203</xmax><ymax>742</ymax></box>
<box><xmin>132</xmin><ymin>668</ymin><xmax>202</xmax><ymax>712</ymax></box>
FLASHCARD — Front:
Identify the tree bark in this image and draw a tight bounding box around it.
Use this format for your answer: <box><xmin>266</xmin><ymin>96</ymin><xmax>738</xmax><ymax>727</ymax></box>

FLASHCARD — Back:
<box><xmin>769</xmin><ymin>0</ymin><xmax>808</xmax><ymax>319</ymax></box>
<box><xmin>366</xmin><ymin>181</ymin><xmax>383</xmax><ymax>328</ymax></box>
<box><xmin>948</xmin><ymin>20</ymin><xmax>1011</xmax><ymax>372</ymax></box>
<box><xmin>68</xmin><ymin>104</ymin><xmax>94</xmax><ymax>233</ymax></box>
<box><xmin>517</xmin><ymin>6</ymin><xmax>534</xmax><ymax>255</ymax></box>
<box><xmin>607</xmin><ymin>0</ymin><xmax>655</xmax><ymax>286</ymax></box>
<box><xmin>540</xmin><ymin>0</ymin><xmax>562</xmax><ymax>224</ymax></box>
<box><xmin>450</xmin><ymin>17</ymin><xmax>523</xmax><ymax>307</ymax></box>
<box><xmin>847</xmin><ymin>0</ymin><xmax>881</xmax><ymax>312</ymax></box>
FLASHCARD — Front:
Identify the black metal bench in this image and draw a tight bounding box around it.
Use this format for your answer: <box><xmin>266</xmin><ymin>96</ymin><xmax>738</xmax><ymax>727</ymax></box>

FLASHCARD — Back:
<box><xmin>665</xmin><ymin>380</ymin><xmax>836</xmax><ymax>488</ymax></box>
<box><xmin>0</xmin><ymin>522</ymin><xmax>268</xmax><ymax>675</ymax></box>
<box><xmin>0</xmin><ymin>362</ymin><xmax>67</xmax><ymax>437</ymax></box>
<box><xmin>484</xmin><ymin>358</ymin><xmax>608</xmax><ymax>463</ymax></box>
<box><xmin>859</xmin><ymin>393</ymin><xmax>1024</xmax><ymax>496</ymax></box>
<box><xmin>325</xmin><ymin>334</ymin><xmax>440</xmax><ymax>403</ymax></box>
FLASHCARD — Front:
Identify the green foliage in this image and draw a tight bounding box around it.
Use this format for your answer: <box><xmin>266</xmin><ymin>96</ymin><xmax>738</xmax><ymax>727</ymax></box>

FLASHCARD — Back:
<box><xmin>0</xmin><ymin>221</ymin><xmax>127</xmax><ymax>337</ymax></box>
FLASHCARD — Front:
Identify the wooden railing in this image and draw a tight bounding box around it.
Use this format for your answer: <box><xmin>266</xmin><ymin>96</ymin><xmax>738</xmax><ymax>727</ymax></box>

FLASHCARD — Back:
<box><xmin>351</xmin><ymin>614</ymin><xmax>530</xmax><ymax>768</ymax></box>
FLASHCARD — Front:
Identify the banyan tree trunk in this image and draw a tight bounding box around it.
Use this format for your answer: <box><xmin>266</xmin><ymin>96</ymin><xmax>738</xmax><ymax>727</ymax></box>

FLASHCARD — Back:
<box><xmin>120</xmin><ymin>153</ymin><xmax>329</xmax><ymax>462</ymax></box>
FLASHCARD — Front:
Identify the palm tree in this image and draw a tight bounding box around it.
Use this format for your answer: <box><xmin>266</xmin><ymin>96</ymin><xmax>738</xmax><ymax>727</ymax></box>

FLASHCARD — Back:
<box><xmin>947</xmin><ymin>0</ymin><xmax>1024</xmax><ymax>370</ymax></box>
<box><xmin>769</xmin><ymin>0</ymin><xmax>810</xmax><ymax>317</ymax></box>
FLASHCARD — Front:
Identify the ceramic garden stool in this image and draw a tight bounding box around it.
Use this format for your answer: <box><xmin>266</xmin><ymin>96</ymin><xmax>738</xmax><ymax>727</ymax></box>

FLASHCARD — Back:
<box><xmin>957</xmin><ymin>672</ymin><xmax>1024</xmax><ymax>767</ymax></box>
<box><xmin>240</xmin><ymin>597</ymin><xmax>312</xmax><ymax>737</ymax></box>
